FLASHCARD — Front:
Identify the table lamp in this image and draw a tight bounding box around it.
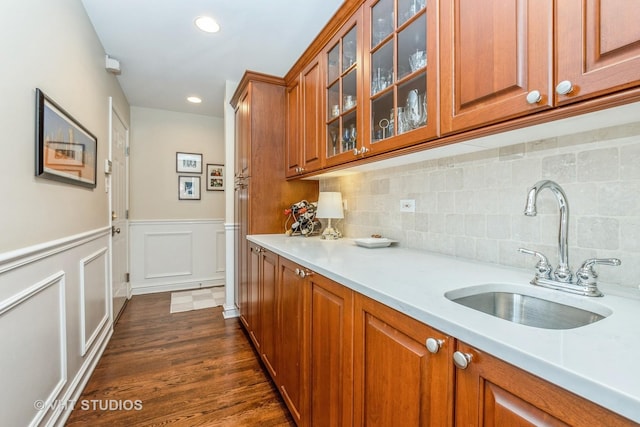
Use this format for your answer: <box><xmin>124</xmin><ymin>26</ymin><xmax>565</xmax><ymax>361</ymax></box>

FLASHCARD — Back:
<box><xmin>316</xmin><ymin>192</ymin><xmax>344</xmax><ymax>240</ymax></box>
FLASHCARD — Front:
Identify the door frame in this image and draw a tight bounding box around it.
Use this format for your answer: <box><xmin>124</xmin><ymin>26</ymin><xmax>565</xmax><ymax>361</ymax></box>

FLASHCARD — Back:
<box><xmin>108</xmin><ymin>97</ymin><xmax>131</xmax><ymax>324</ymax></box>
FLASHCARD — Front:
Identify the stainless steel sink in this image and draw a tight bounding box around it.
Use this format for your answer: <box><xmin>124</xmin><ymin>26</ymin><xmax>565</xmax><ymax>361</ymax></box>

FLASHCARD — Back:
<box><xmin>445</xmin><ymin>285</ymin><xmax>612</xmax><ymax>330</ymax></box>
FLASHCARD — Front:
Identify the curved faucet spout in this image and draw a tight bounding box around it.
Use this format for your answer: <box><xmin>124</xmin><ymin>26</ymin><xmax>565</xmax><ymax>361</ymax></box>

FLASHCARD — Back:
<box><xmin>524</xmin><ymin>180</ymin><xmax>572</xmax><ymax>282</ymax></box>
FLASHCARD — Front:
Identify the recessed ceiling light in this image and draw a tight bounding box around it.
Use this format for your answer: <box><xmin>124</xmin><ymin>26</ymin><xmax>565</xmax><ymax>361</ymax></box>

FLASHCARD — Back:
<box><xmin>187</xmin><ymin>96</ymin><xmax>202</xmax><ymax>104</ymax></box>
<box><xmin>195</xmin><ymin>16</ymin><xmax>220</xmax><ymax>33</ymax></box>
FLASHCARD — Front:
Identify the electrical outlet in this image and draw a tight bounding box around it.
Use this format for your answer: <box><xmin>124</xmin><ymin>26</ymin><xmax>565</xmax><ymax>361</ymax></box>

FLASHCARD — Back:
<box><xmin>400</xmin><ymin>199</ymin><xmax>415</xmax><ymax>212</ymax></box>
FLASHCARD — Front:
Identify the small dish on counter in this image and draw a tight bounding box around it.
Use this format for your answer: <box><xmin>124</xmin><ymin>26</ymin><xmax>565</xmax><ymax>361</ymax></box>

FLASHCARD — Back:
<box><xmin>353</xmin><ymin>237</ymin><xmax>398</xmax><ymax>248</ymax></box>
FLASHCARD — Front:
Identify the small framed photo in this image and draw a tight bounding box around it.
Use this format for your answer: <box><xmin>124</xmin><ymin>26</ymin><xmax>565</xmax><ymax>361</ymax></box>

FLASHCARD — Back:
<box><xmin>178</xmin><ymin>176</ymin><xmax>201</xmax><ymax>200</ymax></box>
<box><xmin>206</xmin><ymin>164</ymin><xmax>225</xmax><ymax>191</ymax></box>
<box><xmin>176</xmin><ymin>152</ymin><xmax>202</xmax><ymax>173</ymax></box>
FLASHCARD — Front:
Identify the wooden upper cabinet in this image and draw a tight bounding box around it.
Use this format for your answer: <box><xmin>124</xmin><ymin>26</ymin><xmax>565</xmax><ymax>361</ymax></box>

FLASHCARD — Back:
<box><xmin>286</xmin><ymin>59</ymin><xmax>324</xmax><ymax>178</ymax></box>
<box><xmin>440</xmin><ymin>0</ymin><xmax>554</xmax><ymax>134</ymax></box>
<box><xmin>454</xmin><ymin>341</ymin><xmax>636</xmax><ymax>426</ymax></box>
<box><xmin>555</xmin><ymin>0</ymin><xmax>640</xmax><ymax>106</ymax></box>
<box><xmin>285</xmin><ymin>79</ymin><xmax>302</xmax><ymax>177</ymax></box>
<box><xmin>323</xmin><ymin>9</ymin><xmax>364</xmax><ymax>168</ymax></box>
<box><xmin>363</xmin><ymin>0</ymin><xmax>440</xmax><ymax>155</ymax></box>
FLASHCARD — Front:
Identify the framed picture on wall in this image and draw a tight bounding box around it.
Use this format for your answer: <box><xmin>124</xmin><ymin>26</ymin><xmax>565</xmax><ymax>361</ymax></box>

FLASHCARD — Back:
<box><xmin>178</xmin><ymin>176</ymin><xmax>201</xmax><ymax>200</ymax></box>
<box><xmin>176</xmin><ymin>152</ymin><xmax>202</xmax><ymax>173</ymax></box>
<box><xmin>35</xmin><ymin>88</ymin><xmax>98</xmax><ymax>188</ymax></box>
<box><xmin>206</xmin><ymin>163</ymin><xmax>224</xmax><ymax>191</ymax></box>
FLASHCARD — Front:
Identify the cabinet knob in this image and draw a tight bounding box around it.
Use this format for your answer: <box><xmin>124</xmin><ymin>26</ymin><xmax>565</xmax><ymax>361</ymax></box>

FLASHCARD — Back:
<box><xmin>298</xmin><ymin>268</ymin><xmax>313</xmax><ymax>278</ymax></box>
<box><xmin>425</xmin><ymin>338</ymin><xmax>444</xmax><ymax>354</ymax></box>
<box><xmin>526</xmin><ymin>90</ymin><xmax>542</xmax><ymax>104</ymax></box>
<box><xmin>453</xmin><ymin>351</ymin><xmax>473</xmax><ymax>369</ymax></box>
<box><xmin>555</xmin><ymin>80</ymin><xmax>574</xmax><ymax>95</ymax></box>
<box><xmin>299</xmin><ymin>167</ymin><xmax>305</xmax><ymax>173</ymax></box>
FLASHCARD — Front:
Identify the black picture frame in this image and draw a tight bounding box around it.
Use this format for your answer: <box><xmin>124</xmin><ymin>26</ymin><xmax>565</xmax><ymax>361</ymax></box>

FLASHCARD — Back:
<box><xmin>35</xmin><ymin>88</ymin><xmax>98</xmax><ymax>188</ymax></box>
<box><xmin>176</xmin><ymin>152</ymin><xmax>203</xmax><ymax>173</ymax></box>
<box><xmin>206</xmin><ymin>163</ymin><xmax>224</xmax><ymax>191</ymax></box>
<box><xmin>178</xmin><ymin>175</ymin><xmax>201</xmax><ymax>200</ymax></box>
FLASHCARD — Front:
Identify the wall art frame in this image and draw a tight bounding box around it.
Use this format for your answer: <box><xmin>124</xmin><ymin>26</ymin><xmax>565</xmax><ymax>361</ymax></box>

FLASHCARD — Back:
<box><xmin>206</xmin><ymin>163</ymin><xmax>224</xmax><ymax>191</ymax></box>
<box><xmin>178</xmin><ymin>175</ymin><xmax>201</xmax><ymax>200</ymax></box>
<box><xmin>176</xmin><ymin>152</ymin><xmax>202</xmax><ymax>173</ymax></box>
<box><xmin>35</xmin><ymin>88</ymin><xmax>98</xmax><ymax>188</ymax></box>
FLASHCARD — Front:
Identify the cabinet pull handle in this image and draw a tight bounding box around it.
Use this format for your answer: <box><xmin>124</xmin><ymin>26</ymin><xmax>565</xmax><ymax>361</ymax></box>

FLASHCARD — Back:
<box><xmin>295</xmin><ymin>268</ymin><xmax>301</xmax><ymax>275</ymax></box>
<box><xmin>526</xmin><ymin>90</ymin><xmax>542</xmax><ymax>104</ymax></box>
<box><xmin>426</xmin><ymin>338</ymin><xmax>444</xmax><ymax>354</ymax></box>
<box><xmin>555</xmin><ymin>80</ymin><xmax>574</xmax><ymax>95</ymax></box>
<box><xmin>453</xmin><ymin>351</ymin><xmax>473</xmax><ymax>369</ymax></box>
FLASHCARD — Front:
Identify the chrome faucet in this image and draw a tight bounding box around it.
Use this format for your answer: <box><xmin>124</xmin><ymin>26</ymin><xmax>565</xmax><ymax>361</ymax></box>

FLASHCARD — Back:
<box><xmin>519</xmin><ymin>180</ymin><xmax>621</xmax><ymax>297</ymax></box>
<box><xmin>523</xmin><ymin>180</ymin><xmax>572</xmax><ymax>282</ymax></box>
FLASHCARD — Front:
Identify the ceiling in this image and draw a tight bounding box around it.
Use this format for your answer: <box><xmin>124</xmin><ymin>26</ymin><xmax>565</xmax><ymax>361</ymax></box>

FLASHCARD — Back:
<box><xmin>81</xmin><ymin>0</ymin><xmax>344</xmax><ymax>118</ymax></box>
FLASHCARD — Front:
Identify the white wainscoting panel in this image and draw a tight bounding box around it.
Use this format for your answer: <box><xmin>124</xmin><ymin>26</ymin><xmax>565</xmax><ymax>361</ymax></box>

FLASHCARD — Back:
<box><xmin>130</xmin><ymin>219</ymin><xmax>225</xmax><ymax>294</ymax></box>
<box><xmin>144</xmin><ymin>231</ymin><xmax>193</xmax><ymax>279</ymax></box>
<box><xmin>80</xmin><ymin>247</ymin><xmax>109</xmax><ymax>357</ymax></box>
<box><xmin>0</xmin><ymin>272</ymin><xmax>67</xmax><ymax>427</ymax></box>
<box><xmin>0</xmin><ymin>227</ymin><xmax>113</xmax><ymax>427</ymax></box>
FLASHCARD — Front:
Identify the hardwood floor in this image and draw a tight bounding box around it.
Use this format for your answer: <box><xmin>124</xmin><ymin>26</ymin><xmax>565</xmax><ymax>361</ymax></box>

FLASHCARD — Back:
<box><xmin>65</xmin><ymin>292</ymin><xmax>295</xmax><ymax>426</ymax></box>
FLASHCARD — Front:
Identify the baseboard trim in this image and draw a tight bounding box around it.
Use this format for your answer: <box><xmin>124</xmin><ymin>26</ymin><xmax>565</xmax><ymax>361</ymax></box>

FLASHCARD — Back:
<box><xmin>222</xmin><ymin>303</ymin><xmax>240</xmax><ymax>319</ymax></box>
<box><xmin>48</xmin><ymin>323</ymin><xmax>113</xmax><ymax>427</ymax></box>
<box><xmin>131</xmin><ymin>278</ymin><xmax>225</xmax><ymax>295</ymax></box>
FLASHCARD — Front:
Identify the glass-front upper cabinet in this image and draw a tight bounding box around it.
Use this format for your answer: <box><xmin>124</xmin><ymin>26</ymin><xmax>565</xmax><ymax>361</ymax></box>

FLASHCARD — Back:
<box><xmin>365</xmin><ymin>0</ymin><xmax>438</xmax><ymax>154</ymax></box>
<box><xmin>325</xmin><ymin>10</ymin><xmax>363</xmax><ymax>167</ymax></box>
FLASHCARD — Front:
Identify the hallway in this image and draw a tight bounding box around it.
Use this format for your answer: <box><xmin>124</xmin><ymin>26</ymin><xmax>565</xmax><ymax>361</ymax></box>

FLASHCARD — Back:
<box><xmin>65</xmin><ymin>292</ymin><xmax>294</xmax><ymax>426</ymax></box>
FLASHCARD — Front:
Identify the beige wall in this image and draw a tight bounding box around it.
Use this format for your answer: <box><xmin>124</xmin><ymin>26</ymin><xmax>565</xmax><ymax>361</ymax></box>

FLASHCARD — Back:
<box><xmin>0</xmin><ymin>0</ymin><xmax>129</xmax><ymax>253</ymax></box>
<box><xmin>129</xmin><ymin>107</ymin><xmax>225</xmax><ymax>220</ymax></box>
<box><xmin>321</xmin><ymin>121</ymin><xmax>640</xmax><ymax>291</ymax></box>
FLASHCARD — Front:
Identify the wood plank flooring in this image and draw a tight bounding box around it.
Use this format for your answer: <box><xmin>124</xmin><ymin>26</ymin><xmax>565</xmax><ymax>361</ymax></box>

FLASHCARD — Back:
<box><xmin>65</xmin><ymin>292</ymin><xmax>295</xmax><ymax>426</ymax></box>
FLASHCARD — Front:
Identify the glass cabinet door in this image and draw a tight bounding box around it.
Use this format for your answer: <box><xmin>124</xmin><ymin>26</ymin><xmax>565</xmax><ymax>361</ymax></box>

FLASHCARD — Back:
<box><xmin>366</xmin><ymin>0</ymin><xmax>436</xmax><ymax>151</ymax></box>
<box><xmin>325</xmin><ymin>14</ymin><xmax>361</xmax><ymax>165</ymax></box>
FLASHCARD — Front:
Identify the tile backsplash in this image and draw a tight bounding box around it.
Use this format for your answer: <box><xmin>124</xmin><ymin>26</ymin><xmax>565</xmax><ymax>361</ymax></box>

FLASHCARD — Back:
<box><xmin>320</xmin><ymin>122</ymin><xmax>640</xmax><ymax>292</ymax></box>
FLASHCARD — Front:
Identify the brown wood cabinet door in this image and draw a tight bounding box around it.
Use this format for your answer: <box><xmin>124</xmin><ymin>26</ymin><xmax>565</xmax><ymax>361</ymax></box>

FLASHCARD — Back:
<box><xmin>277</xmin><ymin>257</ymin><xmax>310</xmax><ymax>426</ymax></box>
<box><xmin>323</xmin><ymin>9</ymin><xmax>364</xmax><ymax>168</ymax></box>
<box><xmin>363</xmin><ymin>0</ymin><xmax>440</xmax><ymax>156</ymax></box>
<box><xmin>247</xmin><ymin>244</ymin><xmax>261</xmax><ymax>349</ymax></box>
<box><xmin>309</xmin><ymin>274</ymin><xmax>354</xmax><ymax>427</ymax></box>
<box><xmin>454</xmin><ymin>341</ymin><xmax>635</xmax><ymax>426</ymax></box>
<box><xmin>556</xmin><ymin>0</ymin><xmax>640</xmax><ymax>106</ymax></box>
<box><xmin>440</xmin><ymin>0</ymin><xmax>553</xmax><ymax>134</ymax></box>
<box><xmin>353</xmin><ymin>294</ymin><xmax>453</xmax><ymax>426</ymax></box>
<box><xmin>260</xmin><ymin>248</ymin><xmax>278</xmax><ymax>379</ymax></box>
<box><xmin>285</xmin><ymin>79</ymin><xmax>301</xmax><ymax>178</ymax></box>
<box><xmin>301</xmin><ymin>59</ymin><xmax>323</xmax><ymax>174</ymax></box>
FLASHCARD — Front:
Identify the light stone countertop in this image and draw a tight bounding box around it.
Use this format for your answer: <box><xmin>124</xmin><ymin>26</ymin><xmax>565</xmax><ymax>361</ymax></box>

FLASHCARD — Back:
<box><xmin>248</xmin><ymin>234</ymin><xmax>640</xmax><ymax>423</ymax></box>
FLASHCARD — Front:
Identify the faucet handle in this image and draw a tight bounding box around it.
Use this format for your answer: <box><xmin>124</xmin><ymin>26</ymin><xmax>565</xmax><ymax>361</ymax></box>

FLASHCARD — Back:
<box><xmin>576</xmin><ymin>258</ymin><xmax>621</xmax><ymax>287</ymax></box>
<box><xmin>518</xmin><ymin>248</ymin><xmax>552</xmax><ymax>280</ymax></box>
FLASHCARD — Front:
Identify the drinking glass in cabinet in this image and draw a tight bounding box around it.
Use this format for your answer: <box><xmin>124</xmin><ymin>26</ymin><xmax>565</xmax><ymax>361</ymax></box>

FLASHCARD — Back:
<box><xmin>399</xmin><ymin>0</ymin><xmax>426</xmax><ymax>25</ymax></box>
<box><xmin>343</xmin><ymin>94</ymin><xmax>356</xmax><ymax>110</ymax></box>
<box><xmin>398</xmin><ymin>13</ymin><xmax>426</xmax><ymax>79</ymax></box>
<box><xmin>329</xmin><ymin>125</ymin><xmax>339</xmax><ymax>156</ymax></box>
<box><xmin>342</xmin><ymin>27</ymin><xmax>357</xmax><ymax>71</ymax></box>
<box><xmin>372</xmin><ymin>67</ymin><xmax>393</xmax><ymax>94</ymax></box>
<box><xmin>372</xmin><ymin>0</ymin><xmax>394</xmax><ymax>47</ymax></box>
<box><xmin>342</xmin><ymin>123</ymin><xmax>357</xmax><ymax>151</ymax></box>
<box><xmin>409</xmin><ymin>50</ymin><xmax>426</xmax><ymax>72</ymax></box>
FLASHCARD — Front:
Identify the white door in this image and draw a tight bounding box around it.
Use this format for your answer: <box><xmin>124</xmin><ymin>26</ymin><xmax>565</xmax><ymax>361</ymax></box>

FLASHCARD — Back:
<box><xmin>110</xmin><ymin>99</ymin><xmax>129</xmax><ymax>322</ymax></box>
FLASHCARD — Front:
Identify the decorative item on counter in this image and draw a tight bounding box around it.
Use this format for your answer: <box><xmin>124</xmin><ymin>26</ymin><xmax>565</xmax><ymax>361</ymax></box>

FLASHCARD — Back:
<box><xmin>316</xmin><ymin>192</ymin><xmax>344</xmax><ymax>240</ymax></box>
<box><xmin>354</xmin><ymin>237</ymin><xmax>397</xmax><ymax>248</ymax></box>
<box><xmin>284</xmin><ymin>200</ymin><xmax>320</xmax><ymax>237</ymax></box>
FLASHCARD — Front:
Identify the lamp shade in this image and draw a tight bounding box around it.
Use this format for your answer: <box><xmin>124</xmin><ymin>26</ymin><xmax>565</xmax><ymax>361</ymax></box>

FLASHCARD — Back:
<box><xmin>316</xmin><ymin>192</ymin><xmax>344</xmax><ymax>219</ymax></box>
